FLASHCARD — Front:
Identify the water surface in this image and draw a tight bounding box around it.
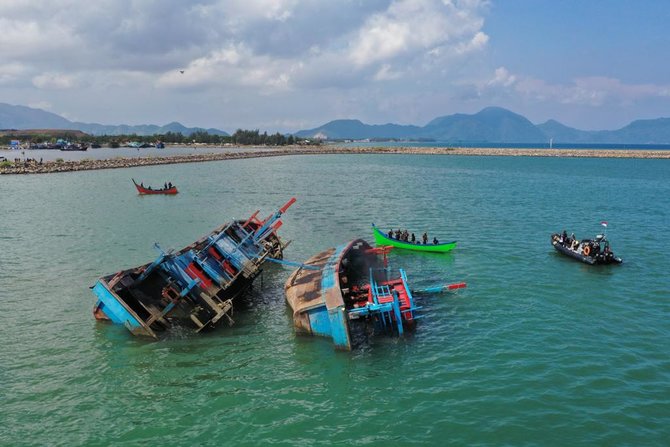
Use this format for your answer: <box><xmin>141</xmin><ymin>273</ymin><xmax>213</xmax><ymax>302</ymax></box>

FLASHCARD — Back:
<box><xmin>1</xmin><ymin>154</ymin><xmax>668</xmax><ymax>445</ymax></box>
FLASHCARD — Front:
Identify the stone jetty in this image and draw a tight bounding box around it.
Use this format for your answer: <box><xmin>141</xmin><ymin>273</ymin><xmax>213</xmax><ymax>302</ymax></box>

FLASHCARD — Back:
<box><xmin>1</xmin><ymin>146</ymin><xmax>669</xmax><ymax>175</ymax></box>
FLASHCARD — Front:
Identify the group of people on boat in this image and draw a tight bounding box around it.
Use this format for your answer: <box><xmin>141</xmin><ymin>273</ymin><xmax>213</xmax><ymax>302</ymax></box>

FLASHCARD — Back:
<box><xmin>140</xmin><ymin>181</ymin><xmax>173</xmax><ymax>191</ymax></box>
<box><xmin>388</xmin><ymin>229</ymin><xmax>439</xmax><ymax>245</ymax></box>
<box><xmin>552</xmin><ymin>229</ymin><xmax>617</xmax><ymax>262</ymax></box>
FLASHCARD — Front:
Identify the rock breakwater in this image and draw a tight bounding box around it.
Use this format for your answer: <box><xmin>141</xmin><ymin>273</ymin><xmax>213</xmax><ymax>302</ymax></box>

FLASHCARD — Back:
<box><xmin>1</xmin><ymin>146</ymin><xmax>668</xmax><ymax>175</ymax></box>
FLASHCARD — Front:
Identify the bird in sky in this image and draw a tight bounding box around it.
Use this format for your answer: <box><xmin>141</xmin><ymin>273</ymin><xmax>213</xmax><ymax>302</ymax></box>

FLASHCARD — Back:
<box><xmin>179</xmin><ymin>70</ymin><xmax>184</xmax><ymax>74</ymax></box>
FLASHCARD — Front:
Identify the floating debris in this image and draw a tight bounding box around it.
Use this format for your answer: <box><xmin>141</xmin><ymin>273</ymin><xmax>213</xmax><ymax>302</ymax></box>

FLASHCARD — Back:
<box><xmin>92</xmin><ymin>198</ymin><xmax>296</xmax><ymax>338</ymax></box>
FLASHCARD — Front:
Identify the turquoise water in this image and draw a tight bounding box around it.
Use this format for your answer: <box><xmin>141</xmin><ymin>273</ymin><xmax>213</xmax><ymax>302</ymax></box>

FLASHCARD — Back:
<box><xmin>1</xmin><ymin>154</ymin><xmax>669</xmax><ymax>445</ymax></box>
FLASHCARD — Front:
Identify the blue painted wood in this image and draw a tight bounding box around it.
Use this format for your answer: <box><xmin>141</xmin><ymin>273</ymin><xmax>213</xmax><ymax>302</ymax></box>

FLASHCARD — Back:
<box><xmin>320</xmin><ymin>243</ymin><xmax>347</xmax><ymax>292</ymax></box>
<box><xmin>216</xmin><ymin>238</ymin><xmax>247</xmax><ymax>269</ymax></box>
<box><xmin>193</xmin><ymin>255</ymin><xmax>226</xmax><ymax>285</ymax></box>
<box><xmin>307</xmin><ymin>306</ymin><xmax>332</xmax><ymax>337</ymax></box>
<box><xmin>92</xmin><ymin>281</ymin><xmax>143</xmax><ymax>329</ymax></box>
<box><xmin>391</xmin><ymin>291</ymin><xmax>403</xmax><ymax>335</ymax></box>
<box><xmin>135</xmin><ymin>252</ymin><xmax>166</xmax><ymax>284</ymax></box>
<box><xmin>328</xmin><ymin>307</ymin><xmax>351</xmax><ymax>350</ymax></box>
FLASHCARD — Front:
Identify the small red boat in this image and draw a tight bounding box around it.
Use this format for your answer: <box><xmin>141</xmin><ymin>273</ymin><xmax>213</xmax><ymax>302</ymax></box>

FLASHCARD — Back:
<box><xmin>132</xmin><ymin>179</ymin><xmax>178</xmax><ymax>195</ymax></box>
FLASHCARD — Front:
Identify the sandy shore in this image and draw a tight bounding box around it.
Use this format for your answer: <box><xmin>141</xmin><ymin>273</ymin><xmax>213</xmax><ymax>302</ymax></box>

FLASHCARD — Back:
<box><xmin>1</xmin><ymin>145</ymin><xmax>668</xmax><ymax>175</ymax></box>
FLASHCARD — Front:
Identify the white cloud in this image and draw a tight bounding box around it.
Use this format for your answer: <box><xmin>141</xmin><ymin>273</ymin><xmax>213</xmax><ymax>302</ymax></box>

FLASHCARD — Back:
<box><xmin>32</xmin><ymin>73</ymin><xmax>78</xmax><ymax>90</ymax></box>
<box><xmin>349</xmin><ymin>0</ymin><xmax>488</xmax><ymax>67</ymax></box>
<box><xmin>476</xmin><ymin>67</ymin><xmax>670</xmax><ymax>107</ymax></box>
<box><xmin>0</xmin><ymin>18</ymin><xmax>80</xmax><ymax>60</ymax></box>
<box><xmin>374</xmin><ymin>64</ymin><xmax>403</xmax><ymax>81</ymax></box>
<box><xmin>488</xmin><ymin>67</ymin><xmax>516</xmax><ymax>87</ymax></box>
<box><xmin>27</xmin><ymin>101</ymin><xmax>53</xmax><ymax>110</ymax></box>
<box><xmin>0</xmin><ymin>62</ymin><xmax>28</xmax><ymax>84</ymax></box>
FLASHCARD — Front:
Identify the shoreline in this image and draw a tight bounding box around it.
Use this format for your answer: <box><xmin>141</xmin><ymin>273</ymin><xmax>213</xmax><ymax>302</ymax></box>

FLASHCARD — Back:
<box><xmin>2</xmin><ymin>146</ymin><xmax>669</xmax><ymax>175</ymax></box>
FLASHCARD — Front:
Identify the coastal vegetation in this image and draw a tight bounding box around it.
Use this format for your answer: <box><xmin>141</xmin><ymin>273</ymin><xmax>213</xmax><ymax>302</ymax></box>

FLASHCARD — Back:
<box><xmin>1</xmin><ymin>129</ymin><xmax>313</xmax><ymax>148</ymax></box>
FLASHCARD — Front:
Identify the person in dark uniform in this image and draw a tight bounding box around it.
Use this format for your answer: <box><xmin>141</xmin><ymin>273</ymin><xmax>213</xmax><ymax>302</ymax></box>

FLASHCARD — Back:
<box><xmin>422</xmin><ymin>232</ymin><xmax>428</xmax><ymax>244</ymax></box>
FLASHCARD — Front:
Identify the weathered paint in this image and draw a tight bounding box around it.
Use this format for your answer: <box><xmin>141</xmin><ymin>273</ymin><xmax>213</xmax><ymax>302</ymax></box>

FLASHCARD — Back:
<box><xmin>328</xmin><ymin>306</ymin><xmax>351</xmax><ymax>350</ymax></box>
<box><xmin>320</xmin><ymin>243</ymin><xmax>346</xmax><ymax>291</ymax></box>
<box><xmin>307</xmin><ymin>306</ymin><xmax>331</xmax><ymax>337</ymax></box>
<box><xmin>320</xmin><ymin>242</ymin><xmax>352</xmax><ymax>348</ymax></box>
<box><xmin>91</xmin><ymin>281</ymin><xmax>153</xmax><ymax>337</ymax></box>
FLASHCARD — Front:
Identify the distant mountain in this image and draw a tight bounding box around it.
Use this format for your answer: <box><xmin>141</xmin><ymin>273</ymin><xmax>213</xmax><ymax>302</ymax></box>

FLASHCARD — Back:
<box><xmin>421</xmin><ymin>107</ymin><xmax>546</xmax><ymax>143</ymax></box>
<box><xmin>5</xmin><ymin>101</ymin><xmax>670</xmax><ymax>144</ymax></box>
<box><xmin>0</xmin><ymin>103</ymin><xmax>73</xmax><ymax>129</ymax></box>
<box><xmin>538</xmin><ymin>117</ymin><xmax>670</xmax><ymax>144</ymax></box>
<box><xmin>0</xmin><ymin>103</ymin><xmax>228</xmax><ymax>136</ymax></box>
<box><xmin>296</xmin><ymin>108</ymin><xmax>544</xmax><ymax>142</ymax></box>
<box><xmin>295</xmin><ymin>119</ymin><xmax>421</xmax><ymax>140</ymax></box>
<box><xmin>297</xmin><ymin>107</ymin><xmax>670</xmax><ymax>144</ymax></box>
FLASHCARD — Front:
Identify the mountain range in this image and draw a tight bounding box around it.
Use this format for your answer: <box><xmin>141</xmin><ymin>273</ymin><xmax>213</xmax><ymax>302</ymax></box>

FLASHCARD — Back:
<box><xmin>296</xmin><ymin>107</ymin><xmax>670</xmax><ymax>144</ymax></box>
<box><xmin>3</xmin><ymin>102</ymin><xmax>670</xmax><ymax>144</ymax></box>
<box><xmin>0</xmin><ymin>103</ymin><xmax>228</xmax><ymax>136</ymax></box>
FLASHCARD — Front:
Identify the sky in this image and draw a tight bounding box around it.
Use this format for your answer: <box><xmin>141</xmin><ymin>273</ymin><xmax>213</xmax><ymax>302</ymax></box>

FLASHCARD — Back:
<box><xmin>1</xmin><ymin>0</ymin><xmax>669</xmax><ymax>133</ymax></box>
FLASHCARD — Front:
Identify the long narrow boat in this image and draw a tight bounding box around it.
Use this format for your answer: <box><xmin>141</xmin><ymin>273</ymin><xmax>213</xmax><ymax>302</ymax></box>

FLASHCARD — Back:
<box><xmin>284</xmin><ymin>239</ymin><xmax>419</xmax><ymax>350</ymax></box>
<box><xmin>372</xmin><ymin>224</ymin><xmax>456</xmax><ymax>253</ymax></box>
<box><xmin>132</xmin><ymin>178</ymin><xmax>178</xmax><ymax>195</ymax></box>
<box><xmin>91</xmin><ymin>198</ymin><xmax>296</xmax><ymax>338</ymax></box>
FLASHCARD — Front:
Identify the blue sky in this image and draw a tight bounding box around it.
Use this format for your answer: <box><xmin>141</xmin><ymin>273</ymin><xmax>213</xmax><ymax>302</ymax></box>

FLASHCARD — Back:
<box><xmin>1</xmin><ymin>0</ymin><xmax>668</xmax><ymax>132</ymax></box>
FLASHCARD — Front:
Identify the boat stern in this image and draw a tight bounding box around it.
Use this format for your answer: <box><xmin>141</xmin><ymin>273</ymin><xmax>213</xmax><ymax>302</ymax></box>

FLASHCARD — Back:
<box><xmin>91</xmin><ymin>280</ymin><xmax>157</xmax><ymax>338</ymax></box>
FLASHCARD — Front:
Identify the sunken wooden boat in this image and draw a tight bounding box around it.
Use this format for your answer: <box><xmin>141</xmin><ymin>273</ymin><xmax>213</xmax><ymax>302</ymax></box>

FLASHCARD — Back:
<box><xmin>284</xmin><ymin>239</ymin><xmax>419</xmax><ymax>350</ymax></box>
<box><xmin>551</xmin><ymin>232</ymin><xmax>622</xmax><ymax>265</ymax></box>
<box><xmin>132</xmin><ymin>179</ymin><xmax>178</xmax><ymax>195</ymax></box>
<box><xmin>92</xmin><ymin>198</ymin><xmax>296</xmax><ymax>338</ymax></box>
<box><xmin>372</xmin><ymin>224</ymin><xmax>457</xmax><ymax>253</ymax></box>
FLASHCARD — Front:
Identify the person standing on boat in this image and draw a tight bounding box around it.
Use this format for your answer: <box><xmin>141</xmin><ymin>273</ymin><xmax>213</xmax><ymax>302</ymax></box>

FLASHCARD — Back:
<box><xmin>422</xmin><ymin>232</ymin><xmax>428</xmax><ymax>244</ymax></box>
<box><xmin>411</xmin><ymin>233</ymin><xmax>416</xmax><ymax>243</ymax></box>
<box><xmin>388</xmin><ymin>229</ymin><xmax>393</xmax><ymax>238</ymax></box>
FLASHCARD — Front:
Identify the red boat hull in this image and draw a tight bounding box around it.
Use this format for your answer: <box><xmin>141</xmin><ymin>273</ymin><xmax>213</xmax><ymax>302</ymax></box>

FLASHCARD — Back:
<box><xmin>133</xmin><ymin>179</ymin><xmax>178</xmax><ymax>195</ymax></box>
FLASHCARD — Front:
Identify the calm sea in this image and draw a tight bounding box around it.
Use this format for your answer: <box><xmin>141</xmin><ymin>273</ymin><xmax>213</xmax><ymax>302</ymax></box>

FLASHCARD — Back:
<box><xmin>1</xmin><ymin>154</ymin><xmax>669</xmax><ymax>445</ymax></box>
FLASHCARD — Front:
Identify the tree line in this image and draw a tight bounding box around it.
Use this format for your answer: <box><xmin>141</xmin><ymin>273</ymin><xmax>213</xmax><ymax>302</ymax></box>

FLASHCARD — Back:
<box><xmin>1</xmin><ymin>129</ymin><xmax>318</xmax><ymax>147</ymax></box>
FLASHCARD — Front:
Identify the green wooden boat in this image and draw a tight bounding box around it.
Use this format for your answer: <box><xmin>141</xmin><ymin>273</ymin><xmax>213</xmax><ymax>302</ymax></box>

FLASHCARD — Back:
<box><xmin>371</xmin><ymin>224</ymin><xmax>457</xmax><ymax>253</ymax></box>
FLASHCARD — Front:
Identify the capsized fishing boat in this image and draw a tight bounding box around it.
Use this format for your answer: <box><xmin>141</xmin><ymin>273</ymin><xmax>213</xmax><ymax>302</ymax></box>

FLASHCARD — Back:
<box><xmin>551</xmin><ymin>223</ymin><xmax>622</xmax><ymax>265</ymax></box>
<box><xmin>284</xmin><ymin>239</ymin><xmax>465</xmax><ymax>350</ymax></box>
<box><xmin>372</xmin><ymin>223</ymin><xmax>456</xmax><ymax>253</ymax></box>
<box><xmin>91</xmin><ymin>198</ymin><xmax>296</xmax><ymax>338</ymax></box>
<box><xmin>284</xmin><ymin>240</ymin><xmax>415</xmax><ymax>350</ymax></box>
<box><xmin>132</xmin><ymin>178</ymin><xmax>178</xmax><ymax>195</ymax></box>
